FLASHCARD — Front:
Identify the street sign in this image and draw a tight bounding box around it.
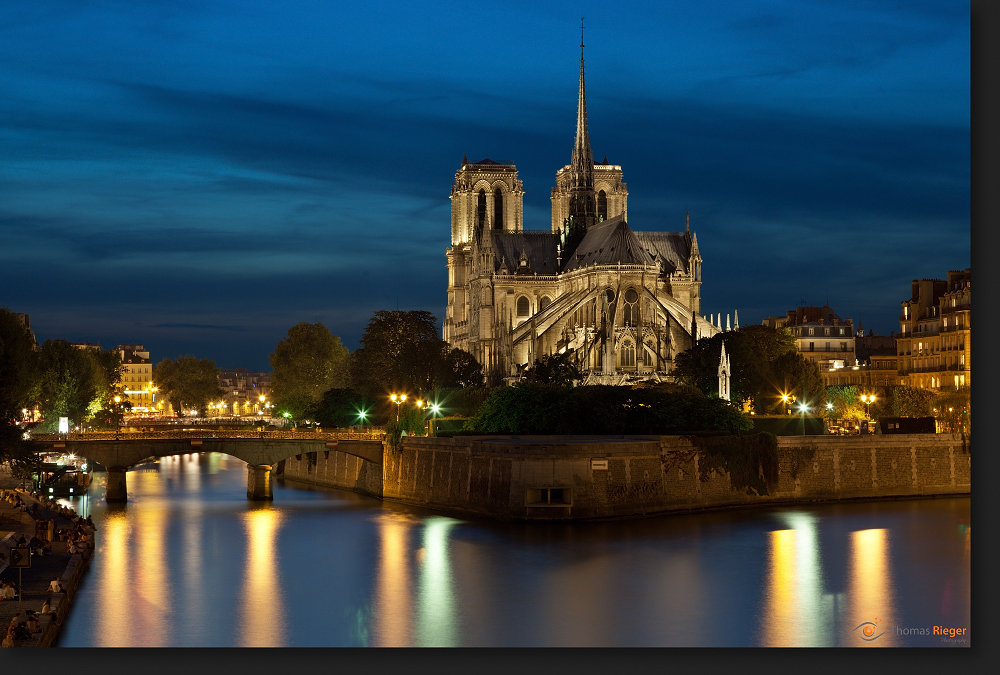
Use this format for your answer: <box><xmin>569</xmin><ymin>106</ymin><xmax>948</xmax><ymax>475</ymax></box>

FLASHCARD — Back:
<box><xmin>10</xmin><ymin>547</ymin><xmax>30</xmax><ymax>568</ymax></box>
<box><xmin>591</xmin><ymin>458</ymin><xmax>609</xmax><ymax>471</ymax></box>
<box><xmin>325</xmin><ymin>439</ymin><xmax>339</xmax><ymax>449</ymax></box>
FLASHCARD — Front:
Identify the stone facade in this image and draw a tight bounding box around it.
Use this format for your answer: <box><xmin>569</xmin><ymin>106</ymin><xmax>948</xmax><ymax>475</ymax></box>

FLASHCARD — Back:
<box><xmin>278</xmin><ymin>434</ymin><xmax>970</xmax><ymax>521</ymax></box>
<box><xmin>898</xmin><ymin>268</ymin><xmax>971</xmax><ymax>391</ymax></box>
<box><xmin>443</xmin><ymin>44</ymin><xmax>720</xmax><ymax>384</ymax></box>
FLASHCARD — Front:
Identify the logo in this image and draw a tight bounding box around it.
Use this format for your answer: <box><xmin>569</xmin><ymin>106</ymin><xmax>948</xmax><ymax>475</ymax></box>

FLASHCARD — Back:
<box><xmin>853</xmin><ymin>618</ymin><xmax>884</xmax><ymax>641</ymax></box>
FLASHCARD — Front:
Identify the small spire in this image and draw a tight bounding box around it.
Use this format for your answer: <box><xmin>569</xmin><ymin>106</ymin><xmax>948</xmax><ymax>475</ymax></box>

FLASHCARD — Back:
<box><xmin>603</xmin><ymin>154</ymin><xmax>608</xmax><ymax>164</ymax></box>
<box><xmin>735</xmin><ymin>310</ymin><xmax>739</xmax><ymax>330</ymax></box>
<box><xmin>685</xmin><ymin>211</ymin><xmax>690</xmax><ymax>234</ymax></box>
<box><xmin>726</xmin><ymin>314</ymin><xmax>731</xmax><ymax>331</ymax></box>
<box><xmin>462</xmin><ymin>153</ymin><xmax>468</xmax><ymax>166</ymax></box>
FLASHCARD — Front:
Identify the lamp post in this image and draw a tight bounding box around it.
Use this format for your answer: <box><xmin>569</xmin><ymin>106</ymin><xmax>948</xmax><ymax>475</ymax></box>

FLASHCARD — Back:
<box><xmin>390</xmin><ymin>394</ymin><xmax>407</xmax><ymax>423</ymax></box>
<box><xmin>798</xmin><ymin>403</ymin><xmax>809</xmax><ymax>435</ymax></box>
<box><xmin>113</xmin><ymin>396</ymin><xmax>122</xmax><ymax>440</ymax></box>
<box><xmin>781</xmin><ymin>394</ymin><xmax>790</xmax><ymax>416</ymax></box>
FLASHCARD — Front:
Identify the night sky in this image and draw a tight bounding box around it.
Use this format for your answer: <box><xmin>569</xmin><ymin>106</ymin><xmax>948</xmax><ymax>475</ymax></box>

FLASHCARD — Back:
<box><xmin>0</xmin><ymin>1</ymin><xmax>970</xmax><ymax>371</ymax></box>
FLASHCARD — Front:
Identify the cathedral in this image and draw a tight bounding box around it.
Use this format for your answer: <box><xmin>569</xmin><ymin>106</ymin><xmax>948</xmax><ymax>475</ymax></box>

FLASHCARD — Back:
<box><xmin>443</xmin><ymin>38</ymin><xmax>723</xmax><ymax>385</ymax></box>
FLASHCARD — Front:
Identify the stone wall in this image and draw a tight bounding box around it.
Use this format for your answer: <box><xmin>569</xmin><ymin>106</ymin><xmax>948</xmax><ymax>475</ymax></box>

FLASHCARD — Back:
<box><xmin>281</xmin><ymin>434</ymin><xmax>969</xmax><ymax>521</ymax></box>
<box><xmin>277</xmin><ymin>441</ymin><xmax>383</xmax><ymax>498</ymax></box>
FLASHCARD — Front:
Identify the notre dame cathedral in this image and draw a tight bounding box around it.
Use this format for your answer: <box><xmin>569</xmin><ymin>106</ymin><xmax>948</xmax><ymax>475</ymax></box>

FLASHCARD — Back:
<box><xmin>443</xmin><ymin>38</ymin><xmax>724</xmax><ymax>385</ymax></box>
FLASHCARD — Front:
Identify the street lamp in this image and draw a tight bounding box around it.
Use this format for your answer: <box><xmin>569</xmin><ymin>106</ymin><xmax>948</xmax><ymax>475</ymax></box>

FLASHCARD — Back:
<box><xmin>114</xmin><ymin>395</ymin><xmax>122</xmax><ymax>439</ymax></box>
<box><xmin>781</xmin><ymin>394</ymin><xmax>790</xmax><ymax>415</ymax></box>
<box><xmin>860</xmin><ymin>394</ymin><xmax>876</xmax><ymax>419</ymax></box>
<box><xmin>390</xmin><ymin>394</ymin><xmax>407</xmax><ymax>423</ymax></box>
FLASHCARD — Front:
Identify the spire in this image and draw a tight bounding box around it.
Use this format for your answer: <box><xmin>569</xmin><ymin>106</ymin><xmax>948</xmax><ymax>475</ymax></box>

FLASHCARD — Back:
<box><xmin>735</xmin><ymin>310</ymin><xmax>739</xmax><ymax>330</ymax></box>
<box><xmin>686</xmin><ymin>211</ymin><xmax>690</xmax><ymax>234</ymax></box>
<box><xmin>567</xmin><ymin>17</ymin><xmax>596</xmax><ymax>233</ymax></box>
<box><xmin>726</xmin><ymin>314</ymin><xmax>731</xmax><ymax>331</ymax></box>
<box><xmin>462</xmin><ymin>153</ymin><xmax>468</xmax><ymax>166</ymax></box>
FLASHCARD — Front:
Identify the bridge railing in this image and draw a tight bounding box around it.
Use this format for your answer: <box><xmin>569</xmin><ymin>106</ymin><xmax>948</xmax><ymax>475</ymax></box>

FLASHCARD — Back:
<box><xmin>30</xmin><ymin>429</ymin><xmax>386</xmax><ymax>442</ymax></box>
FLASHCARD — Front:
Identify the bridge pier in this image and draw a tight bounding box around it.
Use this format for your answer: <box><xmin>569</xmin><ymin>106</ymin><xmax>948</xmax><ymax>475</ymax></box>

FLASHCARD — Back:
<box><xmin>247</xmin><ymin>464</ymin><xmax>273</xmax><ymax>501</ymax></box>
<box><xmin>106</xmin><ymin>466</ymin><xmax>128</xmax><ymax>503</ymax></box>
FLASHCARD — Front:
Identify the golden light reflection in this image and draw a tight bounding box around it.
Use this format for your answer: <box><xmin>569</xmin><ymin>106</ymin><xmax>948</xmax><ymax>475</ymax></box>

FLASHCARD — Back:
<box><xmin>133</xmin><ymin>485</ymin><xmax>170</xmax><ymax>646</ymax></box>
<box><xmin>415</xmin><ymin>517</ymin><xmax>458</xmax><ymax>646</ymax></box>
<box><xmin>237</xmin><ymin>506</ymin><xmax>287</xmax><ymax>647</ymax></box>
<box><xmin>847</xmin><ymin>529</ymin><xmax>895</xmax><ymax>647</ymax></box>
<box><xmin>373</xmin><ymin>514</ymin><xmax>414</xmax><ymax>646</ymax></box>
<box><xmin>96</xmin><ymin>512</ymin><xmax>132</xmax><ymax>647</ymax></box>
<box><xmin>760</xmin><ymin>514</ymin><xmax>833</xmax><ymax>647</ymax></box>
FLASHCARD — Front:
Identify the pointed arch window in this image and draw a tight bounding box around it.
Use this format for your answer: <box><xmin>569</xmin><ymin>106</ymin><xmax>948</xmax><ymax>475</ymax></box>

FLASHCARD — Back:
<box><xmin>516</xmin><ymin>296</ymin><xmax>530</xmax><ymax>317</ymax></box>
<box><xmin>598</xmin><ymin>190</ymin><xmax>608</xmax><ymax>221</ymax></box>
<box><xmin>624</xmin><ymin>288</ymin><xmax>639</xmax><ymax>326</ymax></box>
<box><xmin>494</xmin><ymin>187</ymin><xmax>504</xmax><ymax>230</ymax></box>
<box><xmin>620</xmin><ymin>339</ymin><xmax>636</xmax><ymax>368</ymax></box>
<box><xmin>540</xmin><ymin>296</ymin><xmax>551</xmax><ymax>311</ymax></box>
<box><xmin>477</xmin><ymin>189</ymin><xmax>487</xmax><ymax>229</ymax></box>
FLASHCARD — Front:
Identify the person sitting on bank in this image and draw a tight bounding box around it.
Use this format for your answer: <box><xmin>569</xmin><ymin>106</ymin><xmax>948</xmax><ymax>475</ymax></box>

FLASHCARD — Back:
<box><xmin>1</xmin><ymin>583</ymin><xmax>15</xmax><ymax>601</ymax></box>
<box><xmin>24</xmin><ymin>611</ymin><xmax>39</xmax><ymax>634</ymax></box>
<box><xmin>1</xmin><ymin>626</ymin><xmax>16</xmax><ymax>648</ymax></box>
<box><xmin>41</xmin><ymin>600</ymin><xmax>54</xmax><ymax>616</ymax></box>
<box><xmin>12</xmin><ymin>622</ymin><xmax>31</xmax><ymax>642</ymax></box>
<box><xmin>47</xmin><ymin>578</ymin><xmax>64</xmax><ymax>593</ymax></box>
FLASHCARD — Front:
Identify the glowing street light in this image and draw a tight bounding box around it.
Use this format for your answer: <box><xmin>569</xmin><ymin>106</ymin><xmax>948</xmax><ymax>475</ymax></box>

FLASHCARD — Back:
<box><xmin>390</xmin><ymin>394</ymin><xmax>407</xmax><ymax>423</ymax></box>
<box><xmin>781</xmin><ymin>393</ymin><xmax>790</xmax><ymax>415</ymax></box>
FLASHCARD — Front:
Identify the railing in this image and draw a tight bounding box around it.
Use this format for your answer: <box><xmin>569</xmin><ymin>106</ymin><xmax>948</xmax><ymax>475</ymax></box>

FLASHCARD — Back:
<box><xmin>30</xmin><ymin>429</ymin><xmax>386</xmax><ymax>442</ymax></box>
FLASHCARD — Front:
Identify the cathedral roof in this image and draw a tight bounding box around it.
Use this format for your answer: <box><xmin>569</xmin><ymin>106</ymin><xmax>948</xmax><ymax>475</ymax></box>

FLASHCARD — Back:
<box><xmin>635</xmin><ymin>232</ymin><xmax>690</xmax><ymax>275</ymax></box>
<box><xmin>561</xmin><ymin>215</ymin><xmax>656</xmax><ymax>272</ymax></box>
<box><xmin>492</xmin><ymin>231</ymin><xmax>560</xmax><ymax>275</ymax></box>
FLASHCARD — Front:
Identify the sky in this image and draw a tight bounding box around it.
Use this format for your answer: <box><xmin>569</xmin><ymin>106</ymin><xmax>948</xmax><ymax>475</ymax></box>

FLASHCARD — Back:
<box><xmin>0</xmin><ymin>0</ymin><xmax>970</xmax><ymax>371</ymax></box>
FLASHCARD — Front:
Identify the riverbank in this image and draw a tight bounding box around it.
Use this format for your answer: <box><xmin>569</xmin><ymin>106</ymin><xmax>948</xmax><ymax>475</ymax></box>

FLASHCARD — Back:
<box><xmin>278</xmin><ymin>433</ymin><xmax>970</xmax><ymax>520</ymax></box>
<box><xmin>0</xmin><ymin>488</ymin><xmax>94</xmax><ymax>648</ymax></box>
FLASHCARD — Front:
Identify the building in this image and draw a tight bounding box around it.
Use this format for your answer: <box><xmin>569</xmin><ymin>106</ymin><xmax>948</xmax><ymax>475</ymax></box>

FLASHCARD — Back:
<box><xmin>898</xmin><ymin>268</ymin><xmax>971</xmax><ymax>390</ymax></box>
<box><xmin>854</xmin><ymin>332</ymin><xmax>902</xmax><ymax>387</ymax></box>
<box><xmin>217</xmin><ymin>369</ymin><xmax>272</xmax><ymax>417</ymax></box>
<box><xmin>762</xmin><ymin>306</ymin><xmax>857</xmax><ymax>385</ymax></box>
<box><xmin>443</xmin><ymin>40</ymin><xmax>722</xmax><ymax>384</ymax></box>
<box><xmin>117</xmin><ymin>344</ymin><xmax>156</xmax><ymax>413</ymax></box>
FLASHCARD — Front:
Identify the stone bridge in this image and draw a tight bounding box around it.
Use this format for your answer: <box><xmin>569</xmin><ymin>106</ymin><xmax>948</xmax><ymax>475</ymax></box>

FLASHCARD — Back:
<box><xmin>29</xmin><ymin>435</ymin><xmax>385</xmax><ymax>502</ymax></box>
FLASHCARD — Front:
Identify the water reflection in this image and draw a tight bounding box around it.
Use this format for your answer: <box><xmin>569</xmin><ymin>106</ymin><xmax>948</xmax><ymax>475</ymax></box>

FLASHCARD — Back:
<box><xmin>373</xmin><ymin>514</ymin><xmax>414</xmax><ymax>646</ymax></box>
<box><xmin>95</xmin><ymin>512</ymin><xmax>131</xmax><ymax>647</ymax></box>
<box><xmin>760</xmin><ymin>513</ymin><xmax>833</xmax><ymax>647</ymax></box>
<box><xmin>848</xmin><ymin>529</ymin><xmax>895</xmax><ymax>647</ymax></box>
<box><xmin>416</xmin><ymin>517</ymin><xmax>458</xmax><ymax>647</ymax></box>
<box><xmin>238</xmin><ymin>507</ymin><xmax>287</xmax><ymax>647</ymax></box>
<box><xmin>56</xmin><ymin>451</ymin><xmax>969</xmax><ymax>648</ymax></box>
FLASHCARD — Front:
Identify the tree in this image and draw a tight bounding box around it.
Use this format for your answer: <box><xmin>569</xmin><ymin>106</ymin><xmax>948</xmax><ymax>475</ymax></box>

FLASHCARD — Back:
<box><xmin>526</xmin><ymin>351</ymin><xmax>581</xmax><ymax>386</ymax></box>
<box><xmin>0</xmin><ymin>308</ymin><xmax>37</xmax><ymax>466</ymax></box>
<box><xmin>269</xmin><ymin>322</ymin><xmax>350</xmax><ymax>420</ymax></box>
<box><xmin>311</xmin><ymin>388</ymin><xmax>373</xmax><ymax>428</ymax></box>
<box><xmin>154</xmin><ymin>356</ymin><xmax>223</xmax><ymax>416</ymax></box>
<box><xmin>30</xmin><ymin>339</ymin><xmax>104</xmax><ymax>431</ymax></box>
<box><xmin>437</xmin><ymin>348</ymin><xmax>483</xmax><ymax>389</ymax></box>
<box><xmin>350</xmin><ymin>310</ymin><xmax>448</xmax><ymax>398</ymax></box>
<box><xmin>672</xmin><ymin>325</ymin><xmax>825</xmax><ymax>412</ymax></box>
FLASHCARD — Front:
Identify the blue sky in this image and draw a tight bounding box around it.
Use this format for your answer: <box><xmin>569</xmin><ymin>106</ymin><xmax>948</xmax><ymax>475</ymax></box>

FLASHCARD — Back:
<box><xmin>0</xmin><ymin>0</ymin><xmax>970</xmax><ymax>371</ymax></box>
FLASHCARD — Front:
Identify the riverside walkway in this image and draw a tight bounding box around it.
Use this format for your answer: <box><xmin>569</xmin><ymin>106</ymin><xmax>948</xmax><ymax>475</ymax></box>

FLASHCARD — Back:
<box><xmin>0</xmin><ymin>489</ymin><xmax>93</xmax><ymax>648</ymax></box>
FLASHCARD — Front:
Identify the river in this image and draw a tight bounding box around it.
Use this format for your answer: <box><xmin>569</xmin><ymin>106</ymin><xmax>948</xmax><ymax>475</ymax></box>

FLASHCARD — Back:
<box><xmin>56</xmin><ymin>452</ymin><xmax>970</xmax><ymax>647</ymax></box>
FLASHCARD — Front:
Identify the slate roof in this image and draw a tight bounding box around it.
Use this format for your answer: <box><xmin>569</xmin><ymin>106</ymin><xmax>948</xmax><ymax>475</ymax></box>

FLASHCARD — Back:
<box><xmin>561</xmin><ymin>215</ymin><xmax>656</xmax><ymax>272</ymax></box>
<box><xmin>492</xmin><ymin>231</ymin><xmax>560</xmax><ymax>275</ymax></box>
<box><xmin>635</xmin><ymin>232</ymin><xmax>690</xmax><ymax>275</ymax></box>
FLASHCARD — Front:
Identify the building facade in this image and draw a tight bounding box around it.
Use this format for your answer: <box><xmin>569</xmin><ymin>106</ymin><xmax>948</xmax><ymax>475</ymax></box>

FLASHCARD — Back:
<box><xmin>444</xmin><ymin>42</ymin><xmax>721</xmax><ymax>384</ymax></box>
<box><xmin>898</xmin><ymin>268</ymin><xmax>971</xmax><ymax>390</ymax></box>
<box><xmin>217</xmin><ymin>368</ymin><xmax>273</xmax><ymax>417</ymax></box>
<box><xmin>117</xmin><ymin>344</ymin><xmax>156</xmax><ymax>413</ymax></box>
<box><xmin>763</xmin><ymin>306</ymin><xmax>857</xmax><ymax>386</ymax></box>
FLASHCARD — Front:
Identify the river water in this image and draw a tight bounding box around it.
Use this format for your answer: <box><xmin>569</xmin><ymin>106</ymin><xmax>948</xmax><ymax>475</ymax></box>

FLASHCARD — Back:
<box><xmin>56</xmin><ymin>452</ymin><xmax>970</xmax><ymax>647</ymax></box>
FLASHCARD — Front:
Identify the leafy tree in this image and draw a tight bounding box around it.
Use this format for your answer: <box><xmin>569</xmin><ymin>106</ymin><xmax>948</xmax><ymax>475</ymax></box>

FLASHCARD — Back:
<box><xmin>154</xmin><ymin>355</ymin><xmax>223</xmax><ymax>416</ymax></box>
<box><xmin>269</xmin><ymin>322</ymin><xmax>350</xmax><ymax>419</ymax></box>
<box><xmin>673</xmin><ymin>325</ymin><xmax>825</xmax><ymax>412</ymax></box>
<box><xmin>436</xmin><ymin>348</ymin><xmax>483</xmax><ymax>389</ymax></box>
<box><xmin>526</xmin><ymin>351</ymin><xmax>581</xmax><ymax>387</ymax></box>
<box><xmin>30</xmin><ymin>339</ymin><xmax>104</xmax><ymax>431</ymax></box>
<box><xmin>350</xmin><ymin>310</ymin><xmax>448</xmax><ymax>398</ymax></box>
<box><xmin>465</xmin><ymin>383</ymin><xmax>750</xmax><ymax>435</ymax></box>
<box><xmin>825</xmin><ymin>385</ymin><xmax>867</xmax><ymax>422</ymax></box>
<box><xmin>934</xmin><ymin>386</ymin><xmax>970</xmax><ymax>433</ymax></box>
<box><xmin>0</xmin><ymin>307</ymin><xmax>37</xmax><ymax>465</ymax></box>
<box><xmin>311</xmin><ymin>388</ymin><xmax>374</xmax><ymax>428</ymax></box>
